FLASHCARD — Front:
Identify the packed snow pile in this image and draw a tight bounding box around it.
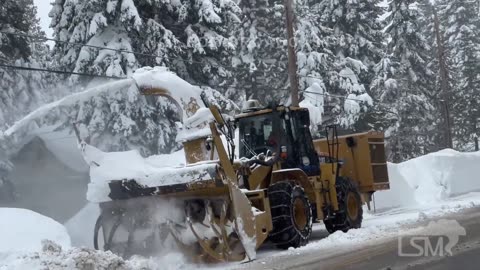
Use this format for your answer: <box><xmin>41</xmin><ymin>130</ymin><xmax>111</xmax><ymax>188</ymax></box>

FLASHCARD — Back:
<box><xmin>0</xmin><ymin>208</ymin><xmax>71</xmax><ymax>254</ymax></box>
<box><xmin>1</xmin><ymin>241</ymin><xmax>192</xmax><ymax>270</ymax></box>
<box><xmin>376</xmin><ymin>149</ymin><xmax>480</xmax><ymax>209</ymax></box>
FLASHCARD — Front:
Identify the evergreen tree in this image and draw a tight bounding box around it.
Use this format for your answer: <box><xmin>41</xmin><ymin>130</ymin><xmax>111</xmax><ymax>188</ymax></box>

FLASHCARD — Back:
<box><xmin>232</xmin><ymin>0</ymin><xmax>289</xmax><ymax>103</ymax></box>
<box><xmin>295</xmin><ymin>0</ymin><xmax>335</xmax><ymax>99</ymax></box>
<box><xmin>0</xmin><ymin>0</ymin><xmax>52</xmax><ymax>128</ymax></box>
<box><xmin>315</xmin><ymin>0</ymin><xmax>384</xmax><ymax>129</ymax></box>
<box><xmin>373</xmin><ymin>0</ymin><xmax>438</xmax><ymax>161</ymax></box>
<box><xmin>49</xmin><ymin>0</ymin><xmax>241</xmax><ymax>89</ymax></box>
<box><xmin>438</xmin><ymin>0</ymin><xmax>480</xmax><ymax>149</ymax></box>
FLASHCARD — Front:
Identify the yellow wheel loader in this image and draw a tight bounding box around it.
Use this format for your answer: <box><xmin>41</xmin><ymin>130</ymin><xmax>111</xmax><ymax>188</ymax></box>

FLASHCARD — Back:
<box><xmin>91</xmin><ymin>88</ymin><xmax>390</xmax><ymax>263</ymax></box>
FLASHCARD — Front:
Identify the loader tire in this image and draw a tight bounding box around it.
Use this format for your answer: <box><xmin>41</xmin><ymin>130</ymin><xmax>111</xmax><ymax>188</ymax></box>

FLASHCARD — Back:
<box><xmin>268</xmin><ymin>181</ymin><xmax>312</xmax><ymax>249</ymax></box>
<box><xmin>324</xmin><ymin>177</ymin><xmax>363</xmax><ymax>233</ymax></box>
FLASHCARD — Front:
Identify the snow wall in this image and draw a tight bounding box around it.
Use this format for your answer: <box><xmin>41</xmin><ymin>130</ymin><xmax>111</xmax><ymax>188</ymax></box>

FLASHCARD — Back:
<box><xmin>375</xmin><ymin>149</ymin><xmax>480</xmax><ymax>210</ymax></box>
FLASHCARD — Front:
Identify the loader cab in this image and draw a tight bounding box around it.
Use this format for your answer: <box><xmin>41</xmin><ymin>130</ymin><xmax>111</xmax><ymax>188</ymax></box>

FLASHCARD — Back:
<box><xmin>236</xmin><ymin>106</ymin><xmax>320</xmax><ymax>176</ymax></box>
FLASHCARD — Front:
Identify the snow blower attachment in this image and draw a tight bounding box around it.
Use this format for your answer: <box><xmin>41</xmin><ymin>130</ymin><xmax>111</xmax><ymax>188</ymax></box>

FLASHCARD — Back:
<box><xmin>83</xmin><ymin>86</ymin><xmax>390</xmax><ymax>263</ymax></box>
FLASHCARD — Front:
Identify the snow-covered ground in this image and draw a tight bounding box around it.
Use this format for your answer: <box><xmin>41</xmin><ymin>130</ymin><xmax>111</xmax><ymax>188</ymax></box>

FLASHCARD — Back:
<box><xmin>0</xmin><ymin>208</ymin><xmax>71</xmax><ymax>269</ymax></box>
<box><xmin>2</xmin><ymin>149</ymin><xmax>480</xmax><ymax>269</ymax></box>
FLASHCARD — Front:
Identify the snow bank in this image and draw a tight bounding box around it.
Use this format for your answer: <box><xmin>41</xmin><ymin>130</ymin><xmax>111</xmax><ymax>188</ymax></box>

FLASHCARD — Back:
<box><xmin>0</xmin><ymin>208</ymin><xmax>71</xmax><ymax>253</ymax></box>
<box><xmin>375</xmin><ymin>149</ymin><xmax>480</xmax><ymax>209</ymax></box>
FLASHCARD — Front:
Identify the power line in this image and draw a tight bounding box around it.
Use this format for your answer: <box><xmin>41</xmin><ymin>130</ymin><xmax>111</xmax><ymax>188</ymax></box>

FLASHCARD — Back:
<box><xmin>0</xmin><ymin>30</ymin><xmax>159</xmax><ymax>59</ymax></box>
<box><xmin>0</xmin><ymin>63</ymin><xmax>127</xmax><ymax>79</ymax></box>
<box><xmin>0</xmin><ymin>30</ymin><xmax>277</xmax><ymax>75</ymax></box>
<box><xmin>0</xmin><ymin>30</ymin><xmax>383</xmax><ymax>78</ymax></box>
<box><xmin>2</xmin><ymin>31</ymin><xmax>413</xmax><ymax>107</ymax></box>
<box><xmin>0</xmin><ymin>60</ymin><xmax>361</xmax><ymax>92</ymax></box>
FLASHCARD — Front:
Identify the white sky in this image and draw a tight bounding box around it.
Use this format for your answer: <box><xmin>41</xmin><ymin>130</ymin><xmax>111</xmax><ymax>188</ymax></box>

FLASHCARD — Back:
<box><xmin>34</xmin><ymin>0</ymin><xmax>53</xmax><ymax>38</ymax></box>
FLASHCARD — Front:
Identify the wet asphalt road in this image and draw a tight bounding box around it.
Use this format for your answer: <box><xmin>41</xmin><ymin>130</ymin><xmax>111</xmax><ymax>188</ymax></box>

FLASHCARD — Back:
<box><xmin>237</xmin><ymin>207</ymin><xmax>480</xmax><ymax>270</ymax></box>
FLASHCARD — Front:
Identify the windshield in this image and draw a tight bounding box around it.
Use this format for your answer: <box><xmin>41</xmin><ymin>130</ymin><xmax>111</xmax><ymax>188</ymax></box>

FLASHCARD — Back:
<box><xmin>238</xmin><ymin>115</ymin><xmax>277</xmax><ymax>158</ymax></box>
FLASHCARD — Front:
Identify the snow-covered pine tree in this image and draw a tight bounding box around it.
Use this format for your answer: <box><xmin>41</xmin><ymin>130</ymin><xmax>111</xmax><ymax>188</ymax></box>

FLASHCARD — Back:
<box><xmin>232</xmin><ymin>0</ymin><xmax>335</xmax><ymax>109</ymax></box>
<box><xmin>232</xmin><ymin>0</ymin><xmax>289</xmax><ymax>103</ymax></box>
<box><xmin>414</xmin><ymin>0</ymin><xmax>456</xmax><ymax>153</ymax></box>
<box><xmin>49</xmin><ymin>0</ymin><xmax>240</xmax><ymax>90</ymax></box>
<box><xmin>0</xmin><ymin>0</ymin><xmax>53</xmax><ymax>128</ymax></box>
<box><xmin>373</xmin><ymin>0</ymin><xmax>438</xmax><ymax>162</ymax></box>
<box><xmin>438</xmin><ymin>0</ymin><xmax>480</xmax><ymax>149</ymax></box>
<box><xmin>315</xmin><ymin>0</ymin><xmax>384</xmax><ymax>129</ymax></box>
<box><xmin>295</xmin><ymin>0</ymin><xmax>334</xmax><ymax>99</ymax></box>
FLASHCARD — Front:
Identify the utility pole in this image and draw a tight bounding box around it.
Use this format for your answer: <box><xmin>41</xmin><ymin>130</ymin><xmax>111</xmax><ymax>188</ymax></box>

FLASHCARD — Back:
<box><xmin>433</xmin><ymin>5</ymin><xmax>453</xmax><ymax>149</ymax></box>
<box><xmin>284</xmin><ymin>0</ymin><xmax>300</xmax><ymax>107</ymax></box>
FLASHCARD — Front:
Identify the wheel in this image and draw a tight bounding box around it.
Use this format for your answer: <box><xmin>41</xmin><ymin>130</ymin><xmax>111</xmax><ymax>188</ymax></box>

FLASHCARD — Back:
<box><xmin>324</xmin><ymin>177</ymin><xmax>363</xmax><ymax>233</ymax></box>
<box><xmin>268</xmin><ymin>181</ymin><xmax>312</xmax><ymax>249</ymax></box>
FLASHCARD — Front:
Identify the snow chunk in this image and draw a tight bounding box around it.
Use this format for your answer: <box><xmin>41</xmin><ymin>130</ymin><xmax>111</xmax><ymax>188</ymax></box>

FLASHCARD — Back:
<box><xmin>182</xmin><ymin>107</ymin><xmax>214</xmax><ymax>129</ymax></box>
<box><xmin>0</xmin><ymin>208</ymin><xmax>71</xmax><ymax>253</ymax></box>
<box><xmin>176</xmin><ymin>127</ymin><xmax>212</xmax><ymax>143</ymax></box>
<box><xmin>1</xmin><ymin>246</ymin><xmax>193</xmax><ymax>270</ymax></box>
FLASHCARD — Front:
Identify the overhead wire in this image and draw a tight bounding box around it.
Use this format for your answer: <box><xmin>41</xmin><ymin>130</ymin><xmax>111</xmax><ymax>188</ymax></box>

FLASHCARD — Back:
<box><xmin>0</xmin><ymin>30</ymin><xmax>160</xmax><ymax>59</ymax></box>
<box><xmin>0</xmin><ymin>30</ymin><xmax>259</xmax><ymax>74</ymax></box>
<box><xmin>0</xmin><ymin>30</ymin><xmax>368</xmax><ymax>79</ymax></box>
<box><xmin>0</xmin><ymin>30</ymin><xmax>399</xmax><ymax>112</ymax></box>
<box><xmin>0</xmin><ymin>63</ymin><xmax>127</xmax><ymax>79</ymax></box>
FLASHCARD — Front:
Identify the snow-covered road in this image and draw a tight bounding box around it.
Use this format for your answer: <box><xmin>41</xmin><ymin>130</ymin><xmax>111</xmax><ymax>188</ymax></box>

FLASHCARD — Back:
<box><xmin>239</xmin><ymin>205</ymin><xmax>480</xmax><ymax>270</ymax></box>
